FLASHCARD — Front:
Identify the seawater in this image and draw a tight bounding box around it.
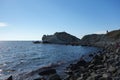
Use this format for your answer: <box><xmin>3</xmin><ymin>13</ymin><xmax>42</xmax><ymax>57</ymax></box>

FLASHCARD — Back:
<box><xmin>0</xmin><ymin>41</ymin><xmax>100</xmax><ymax>80</ymax></box>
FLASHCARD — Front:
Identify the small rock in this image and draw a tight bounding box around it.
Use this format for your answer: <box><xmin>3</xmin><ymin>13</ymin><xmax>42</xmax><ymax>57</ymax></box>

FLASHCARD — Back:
<box><xmin>64</xmin><ymin>70</ymin><xmax>73</xmax><ymax>75</ymax></box>
<box><xmin>99</xmin><ymin>77</ymin><xmax>112</xmax><ymax>80</ymax></box>
<box><xmin>102</xmin><ymin>73</ymin><xmax>108</xmax><ymax>78</ymax></box>
<box><xmin>108</xmin><ymin>66</ymin><xmax>116</xmax><ymax>73</ymax></box>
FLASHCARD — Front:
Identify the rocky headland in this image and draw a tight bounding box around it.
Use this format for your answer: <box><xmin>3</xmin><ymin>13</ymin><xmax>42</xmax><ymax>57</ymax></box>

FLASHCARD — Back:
<box><xmin>42</xmin><ymin>32</ymin><xmax>80</xmax><ymax>45</ymax></box>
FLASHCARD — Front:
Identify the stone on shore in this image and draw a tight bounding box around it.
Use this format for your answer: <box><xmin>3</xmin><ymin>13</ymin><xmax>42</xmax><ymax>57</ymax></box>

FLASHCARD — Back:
<box><xmin>6</xmin><ymin>76</ymin><xmax>13</xmax><ymax>80</ymax></box>
<box><xmin>39</xmin><ymin>68</ymin><xmax>56</xmax><ymax>76</ymax></box>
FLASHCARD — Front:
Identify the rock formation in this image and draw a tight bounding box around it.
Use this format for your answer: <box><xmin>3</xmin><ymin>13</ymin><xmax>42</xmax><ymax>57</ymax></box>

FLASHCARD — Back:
<box><xmin>80</xmin><ymin>29</ymin><xmax>120</xmax><ymax>47</ymax></box>
<box><xmin>42</xmin><ymin>32</ymin><xmax>80</xmax><ymax>45</ymax></box>
<box><xmin>80</xmin><ymin>34</ymin><xmax>104</xmax><ymax>46</ymax></box>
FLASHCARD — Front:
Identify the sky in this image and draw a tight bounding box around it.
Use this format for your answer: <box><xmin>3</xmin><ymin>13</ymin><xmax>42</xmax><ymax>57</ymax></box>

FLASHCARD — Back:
<box><xmin>0</xmin><ymin>0</ymin><xmax>120</xmax><ymax>40</ymax></box>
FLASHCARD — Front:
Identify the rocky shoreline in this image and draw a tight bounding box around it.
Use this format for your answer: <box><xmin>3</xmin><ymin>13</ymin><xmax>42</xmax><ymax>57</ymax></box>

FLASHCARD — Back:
<box><xmin>6</xmin><ymin>29</ymin><xmax>120</xmax><ymax>80</ymax></box>
<box><xmin>63</xmin><ymin>44</ymin><xmax>120</xmax><ymax>80</ymax></box>
<box><xmin>33</xmin><ymin>29</ymin><xmax>120</xmax><ymax>80</ymax></box>
<box><xmin>31</xmin><ymin>42</ymin><xmax>120</xmax><ymax>80</ymax></box>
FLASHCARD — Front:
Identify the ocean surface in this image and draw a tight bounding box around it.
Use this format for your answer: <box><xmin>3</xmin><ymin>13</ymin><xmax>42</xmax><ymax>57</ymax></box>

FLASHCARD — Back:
<box><xmin>0</xmin><ymin>41</ymin><xmax>100</xmax><ymax>80</ymax></box>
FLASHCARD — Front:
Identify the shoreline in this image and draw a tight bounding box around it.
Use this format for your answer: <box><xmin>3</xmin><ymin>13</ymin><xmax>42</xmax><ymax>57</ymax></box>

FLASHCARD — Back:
<box><xmin>32</xmin><ymin>42</ymin><xmax>120</xmax><ymax>80</ymax></box>
<box><xmin>6</xmin><ymin>29</ymin><xmax>120</xmax><ymax>80</ymax></box>
<box><xmin>63</xmin><ymin>43</ymin><xmax>120</xmax><ymax>80</ymax></box>
<box><xmin>6</xmin><ymin>42</ymin><xmax>120</xmax><ymax>80</ymax></box>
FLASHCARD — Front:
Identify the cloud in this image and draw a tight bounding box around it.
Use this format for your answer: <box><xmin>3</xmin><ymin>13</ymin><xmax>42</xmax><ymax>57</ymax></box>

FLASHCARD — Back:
<box><xmin>0</xmin><ymin>22</ymin><xmax>8</xmax><ymax>27</ymax></box>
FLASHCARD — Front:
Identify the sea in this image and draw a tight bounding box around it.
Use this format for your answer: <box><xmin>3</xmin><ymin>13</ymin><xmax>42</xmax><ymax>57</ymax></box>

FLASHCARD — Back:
<box><xmin>0</xmin><ymin>41</ymin><xmax>100</xmax><ymax>80</ymax></box>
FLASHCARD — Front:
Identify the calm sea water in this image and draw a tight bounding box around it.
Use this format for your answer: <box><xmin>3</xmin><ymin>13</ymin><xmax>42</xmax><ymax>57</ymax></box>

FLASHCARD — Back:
<box><xmin>0</xmin><ymin>41</ymin><xmax>99</xmax><ymax>80</ymax></box>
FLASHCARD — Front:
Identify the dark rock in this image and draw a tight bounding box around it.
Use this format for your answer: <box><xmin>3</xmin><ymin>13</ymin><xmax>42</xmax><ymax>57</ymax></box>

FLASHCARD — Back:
<box><xmin>93</xmin><ymin>65</ymin><xmax>105</xmax><ymax>70</ymax></box>
<box><xmin>39</xmin><ymin>68</ymin><xmax>56</xmax><ymax>76</ymax></box>
<box><xmin>89</xmin><ymin>53</ymin><xmax>94</xmax><ymax>57</ymax></box>
<box><xmin>91</xmin><ymin>55</ymin><xmax>103</xmax><ymax>65</ymax></box>
<box><xmin>33</xmin><ymin>41</ymin><xmax>41</xmax><ymax>44</ymax></box>
<box><xmin>48</xmin><ymin>74</ymin><xmax>61</xmax><ymax>80</ymax></box>
<box><xmin>76</xmin><ymin>59</ymin><xmax>88</xmax><ymax>67</ymax></box>
<box><xmin>63</xmin><ymin>76</ymin><xmax>70</xmax><ymax>80</ymax></box>
<box><xmin>64</xmin><ymin>70</ymin><xmax>73</xmax><ymax>75</ymax></box>
<box><xmin>88</xmin><ymin>64</ymin><xmax>94</xmax><ymax>69</ymax></box>
<box><xmin>34</xmin><ymin>78</ymin><xmax>41</xmax><ymax>80</ymax></box>
<box><xmin>6</xmin><ymin>76</ymin><xmax>13</xmax><ymax>80</ymax></box>
<box><xmin>34</xmin><ymin>77</ymin><xmax>46</xmax><ymax>80</ymax></box>
<box><xmin>108</xmin><ymin>66</ymin><xmax>116</xmax><ymax>73</ymax></box>
<box><xmin>116</xmin><ymin>62</ymin><xmax>120</xmax><ymax>66</ymax></box>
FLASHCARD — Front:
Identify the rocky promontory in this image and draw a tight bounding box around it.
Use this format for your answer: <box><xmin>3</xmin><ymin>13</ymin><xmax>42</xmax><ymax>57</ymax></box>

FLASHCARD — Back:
<box><xmin>42</xmin><ymin>32</ymin><xmax>80</xmax><ymax>45</ymax></box>
<box><xmin>80</xmin><ymin>29</ymin><xmax>120</xmax><ymax>47</ymax></box>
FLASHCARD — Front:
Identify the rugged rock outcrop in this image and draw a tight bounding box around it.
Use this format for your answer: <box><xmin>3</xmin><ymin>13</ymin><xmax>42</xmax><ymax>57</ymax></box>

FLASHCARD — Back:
<box><xmin>80</xmin><ymin>29</ymin><xmax>120</xmax><ymax>47</ymax></box>
<box><xmin>64</xmin><ymin>42</ymin><xmax>120</xmax><ymax>80</ymax></box>
<box><xmin>80</xmin><ymin>34</ymin><xmax>104</xmax><ymax>46</ymax></box>
<box><xmin>42</xmin><ymin>32</ymin><xmax>80</xmax><ymax>45</ymax></box>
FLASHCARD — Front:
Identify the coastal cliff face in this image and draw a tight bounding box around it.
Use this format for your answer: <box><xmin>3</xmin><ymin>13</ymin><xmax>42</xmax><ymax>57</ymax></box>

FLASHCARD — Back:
<box><xmin>42</xmin><ymin>29</ymin><xmax>120</xmax><ymax>47</ymax></box>
<box><xmin>80</xmin><ymin>29</ymin><xmax>120</xmax><ymax>47</ymax></box>
<box><xmin>42</xmin><ymin>32</ymin><xmax>80</xmax><ymax>45</ymax></box>
<box><xmin>80</xmin><ymin>34</ymin><xmax>104</xmax><ymax>46</ymax></box>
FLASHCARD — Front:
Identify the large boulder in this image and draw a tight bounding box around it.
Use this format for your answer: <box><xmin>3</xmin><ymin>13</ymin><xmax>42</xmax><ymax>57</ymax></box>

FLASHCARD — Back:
<box><xmin>42</xmin><ymin>32</ymin><xmax>80</xmax><ymax>45</ymax></box>
<box><xmin>39</xmin><ymin>68</ymin><xmax>56</xmax><ymax>76</ymax></box>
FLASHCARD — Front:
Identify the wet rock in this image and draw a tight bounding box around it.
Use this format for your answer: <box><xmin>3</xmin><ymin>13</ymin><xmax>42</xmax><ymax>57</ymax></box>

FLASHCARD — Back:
<box><xmin>48</xmin><ymin>74</ymin><xmax>61</xmax><ymax>80</ymax></box>
<box><xmin>6</xmin><ymin>76</ymin><xmax>13</xmax><ymax>80</ymax></box>
<box><xmin>34</xmin><ymin>77</ymin><xmax>46</xmax><ymax>80</ymax></box>
<box><xmin>39</xmin><ymin>68</ymin><xmax>56</xmax><ymax>76</ymax></box>
<box><xmin>89</xmin><ymin>54</ymin><xmax>94</xmax><ymax>57</ymax></box>
<box><xmin>76</xmin><ymin>59</ymin><xmax>88</xmax><ymax>67</ymax></box>
<box><xmin>64</xmin><ymin>70</ymin><xmax>73</xmax><ymax>75</ymax></box>
<box><xmin>91</xmin><ymin>57</ymin><xmax>103</xmax><ymax>65</ymax></box>
<box><xmin>34</xmin><ymin>78</ymin><xmax>41</xmax><ymax>80</ymax></box>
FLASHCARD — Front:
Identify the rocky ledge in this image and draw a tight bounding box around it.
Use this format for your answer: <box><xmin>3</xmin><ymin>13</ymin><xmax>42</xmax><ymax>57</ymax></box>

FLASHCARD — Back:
<box><xmin>42</xmin><ymin>32</ymin><xmax>80</xmax><ymax>45</ymax></box>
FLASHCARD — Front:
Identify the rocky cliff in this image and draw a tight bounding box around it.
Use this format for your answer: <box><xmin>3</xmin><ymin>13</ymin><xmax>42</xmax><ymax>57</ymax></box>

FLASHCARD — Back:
<box><xmin>42</xmin><ymin>32</ymin><xmax>80</xmax><ymax>45</ymax></box>
<box><xmin>80</xmin><ymin>34</ymin><xmax>104</xmax><ymax>46</ymax></box>
<box><xmin>80</xmin><ymin>29</ymin><xmax>120</xmax><ymax>47</ymax></box>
